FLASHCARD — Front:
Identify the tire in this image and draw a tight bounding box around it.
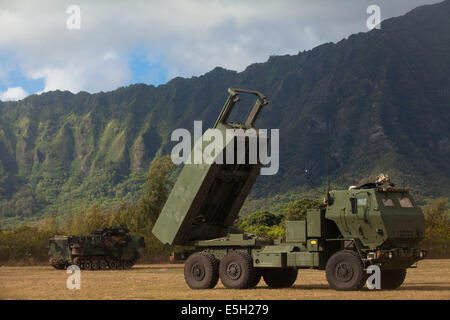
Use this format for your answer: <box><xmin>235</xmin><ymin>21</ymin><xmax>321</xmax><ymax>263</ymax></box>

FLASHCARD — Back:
<box><xmin>326</xmin><ymin>250</ymin><xmax>366</xmax><ymax>291</ymax></box>
<box><xmin>262</xmin><ymin>268</ymin><xmax>298</xmax><ymax>288</ymax></box>
<box><xmin>381</xmin><ymin>269</ymin><xmax>406</xmax><ymax>290</ymax></box>
<box><xmin>184</xmin><ymin>252</ymin><xmax>219</xmax><ymax>289</ymax></box>
<box><xmin>248</xmin><ymin>268</ymin><xmax>262</xmax><ymax>288</ymax></box>
<box><xmin>219</xmin><ymin>251</ymin><xmax>255</xmax><ymax>289</ymax></box>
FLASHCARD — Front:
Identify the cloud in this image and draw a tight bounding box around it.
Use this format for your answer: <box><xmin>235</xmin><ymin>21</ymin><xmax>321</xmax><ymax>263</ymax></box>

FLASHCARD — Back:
<box><xmin>0</xmin><ymin>0</ymin><xmax>442</xmax><ymax>96</ymax></box>
<box><xmin>0</xmin><ymin>86</ymin><xmax>28</xmax><ymax>101</ymax></box>
<box><xmin>25</xmin><ymin>51</ymin><xmax>132</xmax><ymax>93</ymax></box>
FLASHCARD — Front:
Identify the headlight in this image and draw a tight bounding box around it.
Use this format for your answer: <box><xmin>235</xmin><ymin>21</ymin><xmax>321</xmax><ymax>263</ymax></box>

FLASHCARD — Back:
<box><xmin>388</xmin><ymin>252</ymin><xmax>393</xmax><ymax>259</ymax></box>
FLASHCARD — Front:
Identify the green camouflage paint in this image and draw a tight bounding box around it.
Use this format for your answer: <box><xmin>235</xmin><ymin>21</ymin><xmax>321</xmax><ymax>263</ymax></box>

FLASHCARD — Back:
<box><xmin>48</xmin><ymin>225</ymin><xmax>145</xmax><ymax>270</ymax></box>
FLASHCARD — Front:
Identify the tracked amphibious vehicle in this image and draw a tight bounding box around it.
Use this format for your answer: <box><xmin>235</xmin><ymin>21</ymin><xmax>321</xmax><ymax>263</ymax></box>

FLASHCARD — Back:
<box><xmin>152</xmin><ymin>88</ymin><xmax>426</xmax><ymax>290</ymax></box>
<box><xmin>48</xmin><ymin>225</ymin><xmax>145</xmax><ymax>270</ymax></box>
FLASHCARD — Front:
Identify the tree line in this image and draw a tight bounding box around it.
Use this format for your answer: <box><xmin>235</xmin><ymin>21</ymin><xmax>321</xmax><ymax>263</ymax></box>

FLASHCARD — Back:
<box><xmin>0</xmin><ymin>156</ymin><xmax>448</xmax><ymax>264</ymax></box>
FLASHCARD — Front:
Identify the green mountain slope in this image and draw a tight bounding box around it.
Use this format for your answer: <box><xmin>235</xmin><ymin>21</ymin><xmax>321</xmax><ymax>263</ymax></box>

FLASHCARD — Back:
<box><xmin>1</xmin><ymin>0</ymin><xmax>449</xmax><ymax>227</ymax></box>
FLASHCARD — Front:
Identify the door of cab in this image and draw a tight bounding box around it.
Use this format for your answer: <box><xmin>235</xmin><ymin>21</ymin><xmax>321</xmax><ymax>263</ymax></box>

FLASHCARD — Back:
<box><xmin>346</xmin><ymin>191</ymin><xmax>374</xmax><ymax>242</ymax></box>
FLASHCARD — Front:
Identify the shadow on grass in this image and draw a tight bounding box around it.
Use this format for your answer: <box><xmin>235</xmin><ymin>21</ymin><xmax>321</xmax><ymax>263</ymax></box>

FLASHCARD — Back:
<box><xmin>226</xmin><ymin>283</ymin><xmax>450</xmax><ymax>291</ymax></box>
<box><xmin>289</xmin><ymin>284</ymin><xmax>330</xmax><ymax>290</ymax></box>
<box><xmin>397</xmin><ymin>285</ymin><xmax>450</xmax><ymax>291</ymax></box>
<box><xmin>213</xmin><ymin>284</ymin><xmax>331</xmax><ymax>290</ymax></box>
<box><xmin>133</xmin><ymin>265</ymin><xmax>183</xmax><ymax>270</ymax></box>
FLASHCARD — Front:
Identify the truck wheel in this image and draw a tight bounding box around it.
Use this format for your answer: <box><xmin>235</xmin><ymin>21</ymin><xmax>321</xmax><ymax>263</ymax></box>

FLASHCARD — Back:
<box><xmin>263</xmin><ymin>268</ymin><xmax>298</xmax><ymax>288</ymax></box>
<box><xmin>219</xmin><ymin>251</ymin><xmax>255</xmax><ymax>289</ymax></box>
<box><xmin>248</xmin><ymin>268</ymin><xmax>262</xmax><ymax>288</ymax></box>
<box><xmin>381</xmin><ymin>269</ymin><xmax>406</xmax><ymax>290</ymax></box>
<box><xmin>184</xmin><ymin>252</ymin><xmax>219</xmax><ymax>289</ymax></box>
<box><xmin>326</xmin><ymin>250</ymin><xmax>366</xmax><ymax>291</ymax></box>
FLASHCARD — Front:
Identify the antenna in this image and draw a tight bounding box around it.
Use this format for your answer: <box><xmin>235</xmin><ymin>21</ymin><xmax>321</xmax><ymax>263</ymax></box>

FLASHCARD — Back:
<box><xmin>324</xmin><ymin>152</ymin><xmax>334</xmax><ymax>206</ymax></box>
<box><xmin>325</xmin><ymin>152</ymin><xmax>331</xmax><ymax>191</ymax></box>
<box><xmin>304</xmin><ymin>169</ymin><xmax>314</xmax><ymax>188</ymax></box>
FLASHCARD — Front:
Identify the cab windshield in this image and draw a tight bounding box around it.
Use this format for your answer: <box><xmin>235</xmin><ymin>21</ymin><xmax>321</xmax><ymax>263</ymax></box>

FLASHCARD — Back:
<box><xmin>378</xmin><ymin>193</ymin><xmax>415</xmax><ymax>208</ymax></box>
<box><xmin>381</xmin><ymin>198</ymin><xmax>395</xmax><ymax>207</ymax></box>
<box><xmin>398</xmin><ymin>196</ymin><xmax>414</xmax><ymax>208</ymax></box>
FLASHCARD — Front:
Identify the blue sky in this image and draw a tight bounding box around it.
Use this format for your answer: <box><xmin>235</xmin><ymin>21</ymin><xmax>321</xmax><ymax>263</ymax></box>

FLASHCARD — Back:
<box><xmin>0</xmin><ymin>0</ymin><xmax>441</xmax><ymax>101</ymax></box>
<box><xmin>127</xmin><ymin>47</ymin><xmax>170</xmax><ymax>86</ymax></box>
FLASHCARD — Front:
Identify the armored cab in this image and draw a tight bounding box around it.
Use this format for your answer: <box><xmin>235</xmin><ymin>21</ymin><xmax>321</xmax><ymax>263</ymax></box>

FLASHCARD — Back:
<box><xmin>48</xmin><ymin>225</ymin><xmax>145</xmax><ymax>270</ymax></box>
<box><xmin>324</xmin><ymin>175</ymin><xmax>426</xmax><ymax>270</ymax></box>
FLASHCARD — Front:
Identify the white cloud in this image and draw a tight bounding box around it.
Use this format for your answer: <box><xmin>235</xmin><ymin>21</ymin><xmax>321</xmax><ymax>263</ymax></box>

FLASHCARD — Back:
<box><xmin>0</xmin><ymin>86</ymin><xmax>28</xmax><ymax>101</ymax></box>
<box><xmin>26</xmin><ymin>52</ymin><xmax>132</xmax><ymax>93</ymax></box>
<box><xmin>0</xmin><ymin>0</ymin><xmax>442</xmax><ymax>94</ymax></box>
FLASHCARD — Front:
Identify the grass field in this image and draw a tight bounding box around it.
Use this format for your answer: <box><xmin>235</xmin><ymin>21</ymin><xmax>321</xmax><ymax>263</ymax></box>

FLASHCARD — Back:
<box><xmin>1</xmin><ymin>259</ymin><xmax>449</xmax><ymax>300</ymax></box>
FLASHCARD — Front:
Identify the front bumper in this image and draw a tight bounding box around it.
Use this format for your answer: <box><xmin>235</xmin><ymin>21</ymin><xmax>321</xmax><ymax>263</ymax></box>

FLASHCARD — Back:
<box><xmin>365</xmin><ymin>248</ymin><xmax>427</xmax><ymax>269</ymax></box>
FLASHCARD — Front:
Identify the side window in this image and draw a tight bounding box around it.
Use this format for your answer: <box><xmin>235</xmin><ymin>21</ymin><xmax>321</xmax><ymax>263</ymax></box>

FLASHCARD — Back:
<box><xmin>381</xmin><ymin>197</ymin><xmax>395</xmax><ymax>207</ymax></box>
<box><xmin>357</xmin><ymin>198</ymin><xmax>367</xmax><ymax>206</ymax></box>
<box><xmin>398</xmin><ymin>197</ymin><xmax>414</xmax><ymax>208</ymax></box>
<box><xmin>350</xmin><ymin>198</ymin><xmax>358</xmax><ymax>214</ymax></box>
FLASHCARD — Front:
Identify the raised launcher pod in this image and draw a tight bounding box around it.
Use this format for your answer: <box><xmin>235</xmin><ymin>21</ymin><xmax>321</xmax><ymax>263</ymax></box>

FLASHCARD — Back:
<box><xmin>152</xmin><ymin>88</ymin><xmax>269</xmax><ymax>246</ymax></box>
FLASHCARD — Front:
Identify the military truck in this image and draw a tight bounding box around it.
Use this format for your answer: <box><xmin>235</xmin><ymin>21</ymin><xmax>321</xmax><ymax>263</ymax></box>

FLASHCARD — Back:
<box><xmin>48</xmin><ymin>225</ymin><xmax>145</xmax><ymax>270</ymax></box>
<box><xmin>152</xmin><ymin>88</ymin><xmax>427</xmax><ymax>291</ymax></box>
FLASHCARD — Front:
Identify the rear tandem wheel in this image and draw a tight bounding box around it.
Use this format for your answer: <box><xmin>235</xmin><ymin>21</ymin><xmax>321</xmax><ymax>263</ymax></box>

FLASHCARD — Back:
<box><xmin>262</xmin><ymin>268</ymin><xmax>298</xmax><ymax>288</ymax></box>
<box><xmin>184</xmin><ymin>252</ymin><xmax>219</xmax><ymax>289</ymax></box>
<box><xmin>219</xmin><ymin>251</ymin><xmax>256</xmax><ymax>289</ymax></box>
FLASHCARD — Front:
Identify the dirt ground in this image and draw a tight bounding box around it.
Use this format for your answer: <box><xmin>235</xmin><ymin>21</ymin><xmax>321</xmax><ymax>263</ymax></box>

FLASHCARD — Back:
<box><xmin>0</xmin><ymin>259</ymin><xmax>449</xmax><ymax>300</ymax></box>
